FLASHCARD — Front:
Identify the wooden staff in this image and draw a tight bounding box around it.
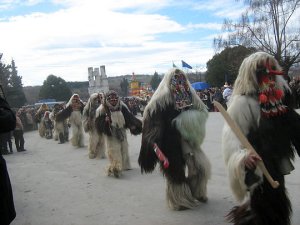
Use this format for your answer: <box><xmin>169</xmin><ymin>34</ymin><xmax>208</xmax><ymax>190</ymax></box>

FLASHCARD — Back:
<box><xmin>214</xmin><ymin>101</ymin><xmax>279</xmax><ymax>189</ymax></box>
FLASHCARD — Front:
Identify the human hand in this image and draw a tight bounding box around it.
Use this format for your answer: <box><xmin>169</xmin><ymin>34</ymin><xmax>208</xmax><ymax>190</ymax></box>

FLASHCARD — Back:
<box><xmin>244</xmin><ymin>153</ymin><xmax>262</xmax><ymax>169</ymax></box>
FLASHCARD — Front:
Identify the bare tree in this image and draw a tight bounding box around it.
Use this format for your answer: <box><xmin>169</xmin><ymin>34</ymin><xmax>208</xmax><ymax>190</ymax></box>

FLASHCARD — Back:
<box><xmin>214</xmin><ymin>0</ymin><xmax>300</xmax><ymax>74</ymax></box>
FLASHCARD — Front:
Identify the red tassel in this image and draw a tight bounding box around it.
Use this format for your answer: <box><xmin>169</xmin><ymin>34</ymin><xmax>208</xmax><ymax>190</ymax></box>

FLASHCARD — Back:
<box><xmin>275</xmin><ymin>89</ymin><xmax>283</xmax><ymax>100</ymax></box>
<box><xmin>259</xmin><ymin>94</ymin><xmax>268</xmax><ymax>103</ymax></box>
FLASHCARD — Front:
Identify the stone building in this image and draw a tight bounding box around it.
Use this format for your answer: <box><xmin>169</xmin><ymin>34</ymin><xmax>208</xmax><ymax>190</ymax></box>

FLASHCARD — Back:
<box><xmin>88</xmin><ymin>65</ymin><xmax>109</xmax><ymax>95</ymax></box>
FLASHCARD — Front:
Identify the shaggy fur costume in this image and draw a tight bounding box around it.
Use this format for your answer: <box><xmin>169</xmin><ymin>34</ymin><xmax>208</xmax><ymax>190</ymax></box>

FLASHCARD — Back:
<box><xmin>50</xmin><ymin>104</ymin><xmax>68</xmax><ymax>144</ymax></box>
<box><xmin>36</xmin><ymin>104</ymin><xmax>48</xmax><ymax>137</ymax></box>
<box><xmin>95</xmin><ymin>91</ymin><xmax>142</xmax><ymax>178</ymax></box>
<box><xmin>43</xmin><ymin>111</ymin><xmax>53</xmax><ymax>139</ymax></box>
<box><xmin>138</xmin><ymin>68</ymin><xmax>211</xmax><ymax>210</ymax></box>
<box><xmin>62</xmin><ymin>94</ymin><xmax>85</xmax><ymax>147</ymax></box>
<box><xmin>83</xmin><ymin>93</ymin><xmax>106</xmax><ymax>159</ymax></box>
<box><xmin>222</xmin><ymin>52</ymin><xmax>300</xmax><ymax>225</ymax></box>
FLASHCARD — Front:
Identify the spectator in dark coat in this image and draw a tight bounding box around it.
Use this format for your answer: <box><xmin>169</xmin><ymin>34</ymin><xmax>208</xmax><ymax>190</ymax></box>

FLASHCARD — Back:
<box><xmin>13</xmin><ymin>110</ymin><xmax>26</xmax><ymax>152</ymax></box>
<box><xmin>0</xmin><ymin>96</ymin><xmax>17</xmax><ymax>225</ymax></box>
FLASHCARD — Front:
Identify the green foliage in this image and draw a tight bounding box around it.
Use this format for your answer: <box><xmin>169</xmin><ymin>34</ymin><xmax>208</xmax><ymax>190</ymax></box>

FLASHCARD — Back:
<box><xmin>150</xmin><ymin>71</ymin><xmax>161</xmax><ymax>90</ymax></box>
<box><xmin>206</xmin><ymin>46</ymin><xmax>255</xmax><ymax>87</ymax></box>
<box><xmin>67</xmin><ymin>81</ymin><xmax>89</xmax><ymax>89</ymax></box>
<box><xmin>39</xmin><ymin>75</ymin><xmax>72</xmax><ymax>101</ymax></box>
<box><xmin>0</xmin><ymin>58</ymin><xmax>26</xmax><ymax>107</ymax></box>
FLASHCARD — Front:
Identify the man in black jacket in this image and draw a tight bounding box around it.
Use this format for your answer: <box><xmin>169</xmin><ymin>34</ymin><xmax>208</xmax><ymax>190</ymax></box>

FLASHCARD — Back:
<box><xmin>0</xmin><ymin>96</ymin><xmax>17</xmax><ymax>225</ymax></box>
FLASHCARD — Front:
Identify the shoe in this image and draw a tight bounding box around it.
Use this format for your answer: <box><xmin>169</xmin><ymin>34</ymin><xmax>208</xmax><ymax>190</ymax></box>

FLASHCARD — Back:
<box><xmin>18</xmin><ymin>149</ymin><xmax>26</xmax><ymax>152</ymax></box>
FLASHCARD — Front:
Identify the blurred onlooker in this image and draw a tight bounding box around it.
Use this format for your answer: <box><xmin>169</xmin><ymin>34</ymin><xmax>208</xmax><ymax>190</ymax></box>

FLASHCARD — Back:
<box><xmin>289</xmin><ymin>77</ymin><xmax>300</xmax><ymax>109</ymax></box>
<box><xmin>13</xmin><ymin>111</ymin><xmax>26</xmax><ymax>152</ymax></box>
<box><xmin>0</xmin><ymin>131</ymin><xmax>13</xmax><ymax>155</ymax></box>
<box><xmin>0</xmin><ymin>96</ymin><xmax>17</xmax><ymax>225</ymax></box>
<box><xmin>212</xmin><ymin>87</ymin><xmax>225</xmax><ymax>111</ymax></box>
<box><xmin>222</xmin><ymin>82</ymin><xmax>233</xmax><ymax>107</ymax></box>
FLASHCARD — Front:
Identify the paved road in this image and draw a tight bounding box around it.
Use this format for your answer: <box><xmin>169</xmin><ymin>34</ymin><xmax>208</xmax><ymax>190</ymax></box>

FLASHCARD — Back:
<box><xmin>4</xmin><ymin>112</ymin><xmax>300</xmax><ymax>225</ymax></box>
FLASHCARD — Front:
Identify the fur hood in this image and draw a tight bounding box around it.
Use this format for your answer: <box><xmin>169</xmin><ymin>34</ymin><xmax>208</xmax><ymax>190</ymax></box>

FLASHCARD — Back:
<box><xmin>144</xmin><ymin>68</ymin><xmax>207</xmax><ymax>120</ymax></box>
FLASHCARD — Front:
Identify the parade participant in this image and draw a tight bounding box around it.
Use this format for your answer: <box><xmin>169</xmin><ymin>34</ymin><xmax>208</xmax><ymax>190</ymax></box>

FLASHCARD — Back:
<box><xmin>35</xmin><ymin>103</ymin><xmax>48</xmax><ymax>137</ymax></box>
<box><xmin>43</xmin><ymin>111</ymin><xmax>53</xmax><ymax>139</ymax></box>
<box><xmin>50</xmin><ymin>103</ymin><xmax>69</xmax><ymax>144</ymax></box>
<box><xmin>57</xmin><ymin>94</ymin><xmax>85</xmax><ymax>147</ymax></box>
<box><xmin>95</xmin><ymin>90</ymin><xmax>142</xmax><ymax>178</ymax></box>
<box><xmin>0</xmin><ymin>96</ymin><xmax>16</xmax><ymax>225</ymax></box>
<box><xmin>222</xmin><ymin>52</ymin><xmax>300</xmax><ymax>225</ymax></box>
<box><xmin>83</xmin><ymin>93</ymin><xmax>106</xmax><ymax>159</ymax></box>
<box><xmin>138</xmin><ymin>68</ymin><xmax>211</xmax><ymax>210</ymax></box>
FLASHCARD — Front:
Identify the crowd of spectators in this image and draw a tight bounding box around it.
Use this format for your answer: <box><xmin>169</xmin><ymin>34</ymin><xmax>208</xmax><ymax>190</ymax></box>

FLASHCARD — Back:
<box><xmin>195</xmin><ymin>85</ymin><xmax>229</xmax><ymax>112</ymax></box>
<box><xmin>0</xmin><ymin>106</ymin><xmax>35</xmax><ymax>155</ymax></box>
<box><xmin>3</xmin><ymin>76</ymin><xmax>300</xmax><ymax>155</ymax></box>
<box><xmin>289</xmin><ymin>76</ymin><xmax>300</xmax><ymax>109</ymax></box>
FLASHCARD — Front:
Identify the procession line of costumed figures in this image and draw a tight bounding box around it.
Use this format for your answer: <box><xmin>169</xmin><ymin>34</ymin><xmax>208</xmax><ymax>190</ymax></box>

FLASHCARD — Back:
<box><xmin>15</xmin><ymin>51</ymin><xmax>300</xmax><ymax>225</ymax></box>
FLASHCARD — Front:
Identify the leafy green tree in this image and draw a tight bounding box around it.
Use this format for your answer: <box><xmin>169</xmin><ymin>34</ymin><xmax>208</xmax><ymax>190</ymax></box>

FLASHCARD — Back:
<box><xmin>120</xmin><ymin>77</ymin><xmax>129</xmax><ymax>97</ymax></box>
<box><xmin>150</xmin><ymin>71</ymin><xmax>161</xmax><ymax>90</ymax></box>
<box><xmin>206</xmin><ymin>46</ymin><xmax>255</xmax><ymax>87</ymax></box>
<box><xmin>39</xmin><ymin>75</ymin><xmax>72</xmax><ymax>101</ymax></box>
<box><xmin>214</xmin><ymin>0</ymin><xmax>300</xmax><ymax>74</ymax></box>
<box><xmin>0</xmin><ymin>58</ymin><xmax>26</xmax><ymax>107</ymax></box>
<box><xmin>0</xmin><ymin>60</ymin><xmax>10</xmax><ymax>97</ymax></box>
<box><xmin>6</xmin><ymin>60</ymin><xmax>27</xmax><ymax>107</ymax></box>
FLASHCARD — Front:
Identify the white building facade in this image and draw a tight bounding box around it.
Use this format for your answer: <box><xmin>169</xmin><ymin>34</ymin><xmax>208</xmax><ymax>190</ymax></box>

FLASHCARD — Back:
<box><xmin>88</xmin><ymin>65</ymin><xmax>109</xmax><ymax>95</ymax></box>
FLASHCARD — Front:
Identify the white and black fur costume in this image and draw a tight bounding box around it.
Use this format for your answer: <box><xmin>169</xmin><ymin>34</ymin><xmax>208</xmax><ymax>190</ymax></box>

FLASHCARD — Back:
<box><xmin>138</xmin><ymin>68</ymin><xmax>211</xmax><ymax>210</ymax></box>
<box><xmin>83</xmin><ymin>93</ymin><xmax>106</xmax><ymax>159</ymax></box>
<box><xmin>222</xmin><ymin>52</ymin><xmax>300</xmax><ymax>225</ymax></box>
<box><xmin>50</xmin><ymin>104</ymin><xmax>68</xmax><ymax>144</ymax></box>
<box><xmin>42</xmin><ymin>111</ymin><xmax>53</xmax><ymax>139</ymax></box>
<box><xmin>95</xmin><ymin>91</ymin><xmax>142</xmax><ymax>178</ymax></box>
<box><xmin>59</xmin><ymin>94</ymin><xmax>85</xmax><ymax>147</ymax></box>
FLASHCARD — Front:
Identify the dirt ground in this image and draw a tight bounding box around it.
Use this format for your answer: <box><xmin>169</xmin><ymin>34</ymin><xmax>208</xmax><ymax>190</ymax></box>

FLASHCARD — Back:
<box><xmin>4</xmin><ymin>112</ymin><xmax>300</xmax><ymax>225</ymax></box>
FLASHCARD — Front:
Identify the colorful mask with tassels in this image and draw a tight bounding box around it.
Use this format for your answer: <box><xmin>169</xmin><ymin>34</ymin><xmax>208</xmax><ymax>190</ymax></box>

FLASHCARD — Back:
<box><xmin>257</xmin><ymin>60</ymin><xmax>287</xmax><ymax>117</ymax></box>
<box><xmin>170</xmin><ymin>69</ymin><xmax>192</xmax><ymax>110</ymax></box>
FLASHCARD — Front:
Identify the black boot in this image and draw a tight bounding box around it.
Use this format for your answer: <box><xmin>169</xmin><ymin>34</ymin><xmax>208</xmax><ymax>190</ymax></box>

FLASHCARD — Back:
<box><xmin>1</xmin><ymin>148</ymin><xmax>10</xmax><ymax>155</ymax></box>
<box><xmin>59</xmin><ymin>133</ymin><xmax>65</xmax><ymax>144</ymax></box>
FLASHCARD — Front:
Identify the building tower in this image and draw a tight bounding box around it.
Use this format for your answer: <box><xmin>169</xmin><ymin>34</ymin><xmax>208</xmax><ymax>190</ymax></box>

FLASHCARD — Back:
<box><xmin>88</xmin><ymin>65</ymin><xmax>109</xmax><ymax>95</ymax></box>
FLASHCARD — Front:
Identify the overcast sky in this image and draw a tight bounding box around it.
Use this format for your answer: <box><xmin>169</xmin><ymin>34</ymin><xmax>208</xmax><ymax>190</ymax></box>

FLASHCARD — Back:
<box><xmin>0</xmin><ymin>0</ymin><xmax>246</xmax><ymax>86</ymax></box>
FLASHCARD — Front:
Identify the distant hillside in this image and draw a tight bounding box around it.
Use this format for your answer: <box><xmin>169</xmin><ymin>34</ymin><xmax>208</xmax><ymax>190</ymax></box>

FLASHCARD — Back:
<box><xmin>23</xmin><ymin>74</ymin><xmax>153</xmax><ymax>104</ymax></box>
<box><xmin>23</xmin><ymin>72</ymin><xmax>203</xmax><ymax>104</ymax></box>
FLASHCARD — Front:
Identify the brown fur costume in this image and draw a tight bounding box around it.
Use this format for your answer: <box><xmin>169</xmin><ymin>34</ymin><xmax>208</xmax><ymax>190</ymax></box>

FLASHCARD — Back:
<box><xmin>50</xmin><ymin>104</ymin><xmax>68</xmax><ymax>144</ymax></box>
<box><xmin>36</xmin><ymin>103</ymin><xmax>48</xmax><ymax>137</ymax></box>
<box><xmin>65</xmin><ymin>94</ymin><xmax>85</xmax><ymax>147</ymax></box>
<box><xmin>83</xmin><ymin>93</ymin><xmax>106</xmax><ymax>159</ymax></box>
<box><xmin>138</xmin><ymin>68</ymin><xmax>211</xmax><ymax>210</ymax></box>
<box><xmin>95</xmin><ymin>90</ymin><xmax>142</xmax><ymax>178</ymax></box>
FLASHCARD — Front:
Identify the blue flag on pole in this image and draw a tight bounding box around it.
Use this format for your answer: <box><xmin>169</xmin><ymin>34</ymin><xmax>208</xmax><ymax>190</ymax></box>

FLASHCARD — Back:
<box><xmin>181</xmin><ymin>60</ymin><xmax>193</xmax><ymax>69</ymax></box>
